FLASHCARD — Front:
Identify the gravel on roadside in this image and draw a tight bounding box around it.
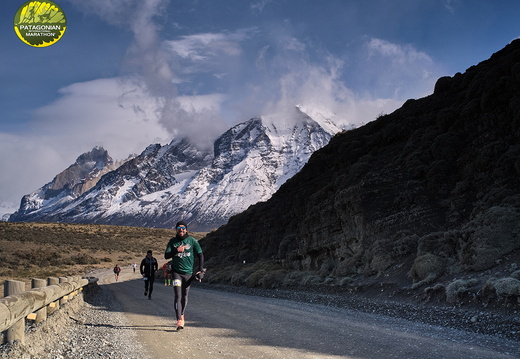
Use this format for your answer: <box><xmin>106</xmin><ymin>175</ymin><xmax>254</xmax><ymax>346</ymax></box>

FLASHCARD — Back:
<box><xmin>0</xmin><ymin>284</ymin><xmax>151</xmax><ymax>359</ymax></box>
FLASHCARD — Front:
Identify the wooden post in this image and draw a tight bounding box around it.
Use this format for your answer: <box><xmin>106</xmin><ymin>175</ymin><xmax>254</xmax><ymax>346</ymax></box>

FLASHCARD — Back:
<box><xmin>3</xmin><ymin>280</ymin><xmax>25</xmax><ymax>344</ymax></box>
<box><xmin>58</xmin><ymin>277</ymin><xmax>68</xmax><ymax>305</ymax></box>
<box><xmin>47</xmin><ymin>277</ymin><xmax>59</xmax><ymax>314</ymax></box>
<box><xmin>30</xmin><ymin>279</ymin><xmax>47</xmax><ymax>324</ymax></box>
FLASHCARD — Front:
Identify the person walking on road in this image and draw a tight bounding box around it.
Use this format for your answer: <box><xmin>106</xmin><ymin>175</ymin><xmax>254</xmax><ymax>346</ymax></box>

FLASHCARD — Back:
<box><xmin>164</xmin><ymin>221</ymin><xmax>204</xmax><ymax>330</ymax></box>
<box><xmin>132</xmin><ymin>262</ymin><xmax>137</xmax><ymax>273</ymax></box>
<box><xmin>140</xmin><ymin>250</ymin><xmax>158</xmax><ymax>300</ymax></box>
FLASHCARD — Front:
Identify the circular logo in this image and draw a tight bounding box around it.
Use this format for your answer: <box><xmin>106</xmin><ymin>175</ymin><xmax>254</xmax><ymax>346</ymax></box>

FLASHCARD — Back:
<box><xmin>14</xmin><ymin>1</ymin><xmax>67</xmax><ymax>47</ymax></box>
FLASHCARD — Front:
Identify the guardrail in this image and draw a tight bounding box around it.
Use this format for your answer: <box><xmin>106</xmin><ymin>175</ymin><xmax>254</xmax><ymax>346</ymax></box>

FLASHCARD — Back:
<box><xmin>0</xmin><ymin>276</ymin><xmax>98</xmax><ymax>344</ymax></box>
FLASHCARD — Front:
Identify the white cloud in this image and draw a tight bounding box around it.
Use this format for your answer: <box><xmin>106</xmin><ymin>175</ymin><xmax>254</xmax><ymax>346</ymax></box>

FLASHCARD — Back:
<box><xmin>443</xmin><ymin>0</ymin><xmax>461</xmax><ymax>14</ymax></box>
<box><xmin>165</xmin><ymin>29</ymin><xmax>257</xmax><ymax>74</ymax></box>
<box><xmin>255</xmin><ymin>45</ymin><xmax>270</xmax><ymax>71</ymax></box>
<box><xmin>0</xmin><ymin>132</ymin><xmax>73</xmax><ymax>211</ymax></box>
<box><xmin>260</xmin><ymin>54</ymin><xmax>402</xmax><ymax>128</ymax></box>
<box><xmin>360</xmin><ymin>38</ymin><xmax>438</xmax><ymax>99</ymax></box>
<box><xmin>0</xmin><ymin>76</ymin><xmax>230</xmax><ymax>206</ymax></box>
<box><xmin>367</xmin><ymin>38</ymin><xmax>433</xmax><ymax>66</ymax></box>
<box><xmin>31</xmin><ymin>78</ymin><xmax>168</xmax><ymax>160</ymax></box>
<box><xmin>283</xmin><ymin>37</ymin><xmax>307</xmax><ymax>52</ymax></box>
<box><xmin>250</xmin><ymin>0</ymin><xmax>273</xmax><ymax>13</ymax></box>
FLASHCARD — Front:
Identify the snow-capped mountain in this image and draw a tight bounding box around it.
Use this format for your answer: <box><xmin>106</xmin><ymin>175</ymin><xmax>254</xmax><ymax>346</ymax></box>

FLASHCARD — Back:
<box><xmin>10</xmin><ymin>146</ymin><xmax>122</xmax><ymax>219</ymax></box>
<box><xmin>10</xmin><ymin>106</ymin><xmax>350</xmax><ymax>231</ymax></box>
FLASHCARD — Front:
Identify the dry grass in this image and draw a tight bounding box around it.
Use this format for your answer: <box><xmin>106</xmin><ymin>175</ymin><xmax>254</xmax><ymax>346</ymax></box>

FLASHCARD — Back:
<box><xmin>0</xmin><ymin>221</ymin><xmax>206</xmax><ymax>298</ymax></box>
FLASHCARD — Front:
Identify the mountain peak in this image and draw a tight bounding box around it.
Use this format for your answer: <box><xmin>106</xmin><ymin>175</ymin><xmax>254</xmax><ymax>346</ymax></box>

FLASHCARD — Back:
<box><xmin>9</xmin><ymin>146</ymin><xmax>122</xmax><ymax>219</ymax></box>
<box><xmin>10</xmin><ymin>108</ymin><xmax>347</xmax><ymax>230</ymax></box>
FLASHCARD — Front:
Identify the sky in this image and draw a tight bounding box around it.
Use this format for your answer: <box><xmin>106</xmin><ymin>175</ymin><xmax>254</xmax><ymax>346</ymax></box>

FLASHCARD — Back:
<box><xmin>1</xmin><ymin>0</ymin><xmax>519</xmax><ymax>216</ymax></box>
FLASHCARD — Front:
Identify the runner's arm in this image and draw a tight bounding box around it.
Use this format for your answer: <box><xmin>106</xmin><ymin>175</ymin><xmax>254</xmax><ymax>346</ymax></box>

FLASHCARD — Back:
<box><xmin>164</xmin><ymin>241</ymin><xmax>181</xmax><ymax>259</ymax></box>
<box><xmin>197</xmin><ymin>252</ymin><xmax>204</xmax><ymax>273</ymax></box>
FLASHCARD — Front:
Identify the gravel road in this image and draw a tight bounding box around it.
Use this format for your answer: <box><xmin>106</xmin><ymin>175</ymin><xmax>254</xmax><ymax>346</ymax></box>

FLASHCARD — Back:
<box><xmin>1</xmin><ymin>265</ymin><xmax>519</xmax><ymax>358</ymax></box>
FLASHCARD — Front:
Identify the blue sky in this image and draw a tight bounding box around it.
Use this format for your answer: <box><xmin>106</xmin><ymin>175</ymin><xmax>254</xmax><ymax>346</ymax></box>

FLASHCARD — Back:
<box><xmin>1</xmin><ymin>0</ymin><xmax>519</xmax><ymax>214</ymax></box>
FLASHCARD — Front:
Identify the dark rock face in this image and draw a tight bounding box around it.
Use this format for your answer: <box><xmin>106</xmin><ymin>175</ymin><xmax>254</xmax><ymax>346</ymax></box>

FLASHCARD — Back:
<box><xmin>201</xmin><ymin>40</ymin><xmax>520</xmax><ymax>305</ymax></box>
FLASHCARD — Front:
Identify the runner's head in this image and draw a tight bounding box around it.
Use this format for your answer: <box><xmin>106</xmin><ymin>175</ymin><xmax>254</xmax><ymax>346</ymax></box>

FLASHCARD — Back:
<box><xmin>176</xmin><ymin>221</ymin><xmax>188</xmax><ymax>233</ymax></box>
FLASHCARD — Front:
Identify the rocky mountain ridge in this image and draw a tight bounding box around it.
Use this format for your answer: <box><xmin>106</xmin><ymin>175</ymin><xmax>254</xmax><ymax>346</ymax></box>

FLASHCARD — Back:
<box><xmin>10</xmin><ymin>106</ymin><xmax>349</xmax><ymax>231</ymax></box>
<box><xmin>200</xmin><ymin>40</ymin><xmax>520</xmax><ymax>309</ymax></box>
<box><xmin>12</xmin><ymin>147</ymin><xmax>124</xmax><ymax>218</ymax></box>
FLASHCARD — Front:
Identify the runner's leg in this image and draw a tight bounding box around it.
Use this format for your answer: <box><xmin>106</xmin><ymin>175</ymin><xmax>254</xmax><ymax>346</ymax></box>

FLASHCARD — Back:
<box><xmin>148</xmin><ymin>276</ymin><xmax>155</xmax><ymax>298</ymax></box>
<box><xmin>181</xmin><ymin>275</ymin><xmax>194</xmax><ymax>316</ymax></box>
<box><xmin>173</xmin><ymin>273</ymin><xmax>183</xmax><ymax>321</ymax></box>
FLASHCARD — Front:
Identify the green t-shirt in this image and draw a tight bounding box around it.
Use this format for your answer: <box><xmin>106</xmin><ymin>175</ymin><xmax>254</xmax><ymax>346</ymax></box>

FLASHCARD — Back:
<box><xmin>165</xmin><ymin>235</ymin><xmax>202</xmax><ymax>275</ymax></box>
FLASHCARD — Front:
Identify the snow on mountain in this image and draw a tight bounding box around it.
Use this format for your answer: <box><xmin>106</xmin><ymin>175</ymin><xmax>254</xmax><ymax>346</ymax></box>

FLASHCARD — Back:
<box><xmin>10</xmin><ymin>146</ymin><xmax>122</xmax><ymax>220</ymax></box>
<box><xmin>10</xmin><ymin>106</ymin><xmax>351</xmax><ymax>231</ymax></box>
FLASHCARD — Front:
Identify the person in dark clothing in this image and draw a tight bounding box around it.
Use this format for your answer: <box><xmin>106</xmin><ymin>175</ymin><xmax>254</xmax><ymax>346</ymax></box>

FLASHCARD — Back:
<box><xmin>140</xmin><ymin>250</ymin><xmax>158</xmax><ymax>300</ymax></box>
<box><xmin>164</xmin><ymin>221</ymin><xmax>204</xmax><ymax>330</ymax></box>
<box><xmin>113</xmin><ymin>264</ymin><xmax>121</xmax><ymax>281</ymax></box>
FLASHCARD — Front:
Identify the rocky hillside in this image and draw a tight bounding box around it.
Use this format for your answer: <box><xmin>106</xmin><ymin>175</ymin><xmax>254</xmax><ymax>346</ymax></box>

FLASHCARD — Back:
<box><xmin>200</xmin><ymin>40</ymin><xmax>520</xmax><ymax>309</ymax></box>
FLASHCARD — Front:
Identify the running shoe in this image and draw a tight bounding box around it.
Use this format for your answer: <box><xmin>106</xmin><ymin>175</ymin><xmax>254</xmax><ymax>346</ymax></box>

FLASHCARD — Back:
<box><xmin>180</xmin><ymin>314</ymin><xmax>185</xmax><ymax>327</ymax></box>
<box><xmin>176</xmin><ymin>320</ymin><xmax>184</xmax><ymax>330</ymax></box>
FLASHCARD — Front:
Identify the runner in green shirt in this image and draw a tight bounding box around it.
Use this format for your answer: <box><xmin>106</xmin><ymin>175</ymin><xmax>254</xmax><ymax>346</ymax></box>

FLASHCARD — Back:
<box><xmin>164</xmin><ymin>220</ymin><xmax>205</xmax><ymax>330</ymax></box>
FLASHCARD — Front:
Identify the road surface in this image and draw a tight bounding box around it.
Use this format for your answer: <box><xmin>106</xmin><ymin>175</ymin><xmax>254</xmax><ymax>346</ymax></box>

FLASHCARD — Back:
<box><xmin>97</xmin><ymin>266</ymin><xmax>518</xmax><ymax>359</ymax></box>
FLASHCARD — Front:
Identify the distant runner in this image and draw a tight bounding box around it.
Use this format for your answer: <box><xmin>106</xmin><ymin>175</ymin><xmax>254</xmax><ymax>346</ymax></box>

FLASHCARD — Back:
<box><xmin>140</xmin><ymin>250</ymin><xmax>158</xmax><ymax>300</ymax></box>
<box><xmin>113</xmin><ymin>264</ymin><xmax>121</xmax><ymax>281</ymax></box>
<box><xmin>162</xmin><ymin>262</ymin><xmax>172</xmax><ymax>286</ymax></box>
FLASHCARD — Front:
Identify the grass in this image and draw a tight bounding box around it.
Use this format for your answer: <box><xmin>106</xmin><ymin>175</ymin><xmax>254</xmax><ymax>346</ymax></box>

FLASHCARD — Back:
<box><xmin>0</xmin><ymin>221</ymin><xmax>206</xmax><ymax>298</ymax></box>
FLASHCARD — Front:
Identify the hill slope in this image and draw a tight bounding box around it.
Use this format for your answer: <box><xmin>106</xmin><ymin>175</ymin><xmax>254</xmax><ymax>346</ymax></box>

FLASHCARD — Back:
<box><xmin>200</xmin><ymin>40</ymin><xmax>520</xmax><ymax>309</ymax></box>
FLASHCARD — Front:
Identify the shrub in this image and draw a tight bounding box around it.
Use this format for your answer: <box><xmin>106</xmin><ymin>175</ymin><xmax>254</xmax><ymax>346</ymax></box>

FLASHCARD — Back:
<box><xmin>302</xmin><ymin>274</ymin><xmax>323</xmax><ymax>286</ymax></box>
<box><xmin>282</xmin><ymin>270</ymin><xmax>307</xmax><ymax>287</ymax></box>
<box><xmin>417</xmin><ymin>231</ymin><xmax>458</xmax><ymax>259</ymax></box>
<box><xmin>409</xmin><ymin>253</ymin><xmax>445</xmax><ymax>286</ymax></box>
<box><xmin>338</xmin><ymin>276</ymin><xmax>354</xmax><ymax>286</ymax></box>
<box><xmin>460</xmin><ymin>206</ymin><xmax>520</xmax><ymax>271</ymax></box>
<box><xmin>392</xmin><ymin>234</ymin><xmax>419</xmax><ymax>257</ymax></box>
<box><xmin>323</xmin><ymin>276</ymin><xmax>336</xmax><ymax>285</ymax></box>
<box><xmin>245</xmin><ymin>269</ymin><xmax>266</xmax><ymax>288</ymax></box>
<box><xmin>259</xmin><ymin>269</ymin><xmax>288</xmax><ymax>289</ymax></box>
<box><xmin>230</xmin><ymin>268</ymin><xmax>251</xmax><ymax>286</ymax></box>
<box><xmin>71</xmin><ymin>253</ymin><xmax>100</xmax><ymax>265</ymax></box>
<box><xmin>510</xmin><ymin>270</ymin><xmax>520</xmax><ymax>280</ymax></box>
<box><xmin>334</xmin><ymin>257</ymin><xmax>359</xmax><ymax>276</ymax></box>
<box><xmin>318</xmin><ymin>258</ymin><xmax>337</xmax><ymax>277</ymax></box>
<box><xmin>445</xmin><ymin>279</ymin><xmax>478</xmax><ymax>303</ymax></box>
<box><xmin>494</xmin><ymin>277</ymin><xmax>520</xmax><ymax>297</ymax></box>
